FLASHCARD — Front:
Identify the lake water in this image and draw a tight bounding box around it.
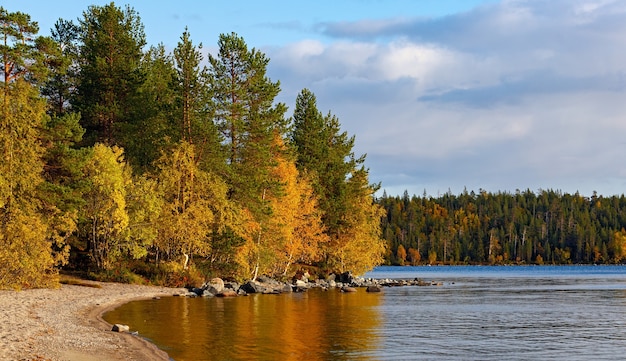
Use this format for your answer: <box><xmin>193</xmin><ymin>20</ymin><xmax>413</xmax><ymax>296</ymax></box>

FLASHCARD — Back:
<box><xmin>103</xmin><ymin>265</ymin><xmax>626</xmax><ymax>360</ymax></box>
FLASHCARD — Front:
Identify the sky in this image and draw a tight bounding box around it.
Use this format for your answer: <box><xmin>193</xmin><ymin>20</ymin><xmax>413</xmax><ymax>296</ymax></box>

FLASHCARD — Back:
<box><xmin>6</xmin><ymin>0</ymin><xmax>626</xmax><ymax>198</ymax></box>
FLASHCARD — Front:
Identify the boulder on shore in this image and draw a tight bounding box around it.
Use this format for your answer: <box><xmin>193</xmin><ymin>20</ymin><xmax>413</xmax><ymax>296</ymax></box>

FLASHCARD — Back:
<box><xmin>205</xmin><ymin>278</ymin><xmax>225</xmax><ymax>295</ymax></box>
<box><xmin>216</xmin><ymin>290</ymin><xmax>238</xmax><ymax>297</ymax></box>
<box><xmin>112</xmin><ymin>324</ymin><xmax>130</xmax><ymax>333</ymax></box>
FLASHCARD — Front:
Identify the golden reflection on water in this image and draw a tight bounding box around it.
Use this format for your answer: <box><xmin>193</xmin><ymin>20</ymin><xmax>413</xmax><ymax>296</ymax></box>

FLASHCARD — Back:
<box><xmin>103</xmin><ymin>288</ymin><xmax>383</xmax><ymax>361</ymax></box>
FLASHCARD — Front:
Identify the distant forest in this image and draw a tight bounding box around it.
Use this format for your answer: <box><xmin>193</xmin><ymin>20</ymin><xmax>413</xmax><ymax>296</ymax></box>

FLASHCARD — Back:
<box><xmin>378</xmin><ymin>189</ymin><xmax>626</xmax><ymax>265</ymax></box>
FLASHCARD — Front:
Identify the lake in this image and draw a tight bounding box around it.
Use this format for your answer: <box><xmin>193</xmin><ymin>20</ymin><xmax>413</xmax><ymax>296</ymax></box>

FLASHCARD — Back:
<box><xmin>103</xmin><ymin>265</ymin><xmax>626</xmax><ymax>360</ymax></box>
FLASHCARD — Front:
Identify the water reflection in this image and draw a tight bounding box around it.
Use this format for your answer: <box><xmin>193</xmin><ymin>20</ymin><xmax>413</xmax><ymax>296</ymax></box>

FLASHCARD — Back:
<box><xmin>104</xmin><ymin>289</ymin><xmax>383</xmax><ymax>361</ymax></box>
<box><xmin>105</xmin><ymin>266</ymin><xmax>626</xmax><ymax>361</ymax></box>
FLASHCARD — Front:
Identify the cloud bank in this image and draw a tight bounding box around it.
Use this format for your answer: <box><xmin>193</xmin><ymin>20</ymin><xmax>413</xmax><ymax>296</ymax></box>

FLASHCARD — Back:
<box><xmin>267</xmin><ymin>0</ymin><xmax>626</xmax><ymax>197</ymax></box>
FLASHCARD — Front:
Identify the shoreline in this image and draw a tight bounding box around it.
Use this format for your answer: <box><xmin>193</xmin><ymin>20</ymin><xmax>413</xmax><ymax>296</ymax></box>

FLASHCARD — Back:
<box><xmin>0</xmin><ymin>281</ymin><xmax>186</xmax><ymax>361</ymax></box>
<box><xmin>0</xmin><ymin>274</ymin><xmax>432</xmax><ymax>361</ymax></box>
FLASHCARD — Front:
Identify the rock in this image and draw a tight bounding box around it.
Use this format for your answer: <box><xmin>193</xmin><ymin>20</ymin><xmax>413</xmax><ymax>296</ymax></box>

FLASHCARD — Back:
<box><xmin>257</xmin><ymin>276</ymin><xmax>274</xmax><ymax>284</ymax></box>
<box><xmin>292</xmin><ymin>270</ymin><xmax>311</xmax><ymax>283</ymax></box>
<box><xmin>217</xmin><ymin>290</ymin><xmax>238</xmax><ymax>297</ymax></box>
<box><xmin>205</xmin><ymin>278</ymin><xmax>225</xmax><ymax>295</ymax></box>
<box><xmin>242</xmin><ymin>277</ymin><xmax>295</xmax><ymax>294</ymax></box>
<box><xmin>112</xmin><ymin>324</ymin><xmax>130</xmax><ymax>333</ymax></box>
<box><xmin>241</xmin><ymin>280</ymin><xmax>265</xmax><ymax>294</ymax></box>
<box><xmin>190</xmin><ymin>287</ymin><xmax>204</xmax><ymax>296</ymax></box>
<box><xmin>225</xmin><ymin>281</ymin><xmax>240</xmax><ymax>291</ymax></box>
<box><xmin>366</xmin><ymin>285</ymin><xmax>382</xmax><ymax>293</ymax></box>
<box><xmin>339</xmin><ymin>272</ymin><xmax>353</xmax><ymax>284</ymax></box>
<box><xmin>341</xmin><ymin>286</ymin><xmax>357</xmax><ymax>293</ymax></box>
<box><xmin>294</xmin><ymin>279</ymin><xmax>308</xmax><ymax>288</ymax></box>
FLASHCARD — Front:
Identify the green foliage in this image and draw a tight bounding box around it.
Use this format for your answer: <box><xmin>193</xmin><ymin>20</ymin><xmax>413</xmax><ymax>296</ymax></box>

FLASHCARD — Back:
<box><xmin>2</xmin><ymin>7</ymin><xmax>390</xmax><ymax>287</ymax></box>
<box><xmin>122</xmin><ymin>44</ymin><xmax>177</xmax><ymax>170</ymax></box>
<box><xmin>74</xmin><ymin>2</ymin><xmax>146</xmax><ymax>145</ymax></box>
<box><xmin>379</xmin><ymin>189</ymin><xmax>626</xmax><ymax>265</ymax></box>
<box><xmin>0</xmin><ymin>6</ymin><xmax>49</xmax><ymax>84</ymax></box>
<box><xmin>290</xmin><ymin>89</ymin><xmax>384</xmax><ymax>276</ymax></box>
<box><xmin>208</xmin><ymin>32</ymin><xmax>290</xmax><ymax>280</ymax></box>
<box><xmin>153</xmin><ymin>142</ymin><xmax>243</xmax><ymax>268</ymax></box>
<box><xmin>42</xmin><ymin>18</ymin><xmax>80</xmax><ymax>116</ymax></box>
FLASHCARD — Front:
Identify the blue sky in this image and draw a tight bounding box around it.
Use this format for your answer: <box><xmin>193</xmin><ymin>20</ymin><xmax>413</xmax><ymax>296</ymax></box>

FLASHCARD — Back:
<box><xmin>7</xmin><ymin>0</ymin><xmax>626</xmax><ymax>197</ymax></box>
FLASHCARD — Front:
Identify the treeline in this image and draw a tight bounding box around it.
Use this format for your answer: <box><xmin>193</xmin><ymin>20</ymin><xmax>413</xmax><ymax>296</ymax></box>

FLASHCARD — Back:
<box><xmin>379</xmin><ymin>189</ymin><xmax>626</xmax><ymax>265</ymax></box>
<box><xmin>0</xmin><ymin>4</ymin><xmax>385</xmax><ymax>289</ymax></box>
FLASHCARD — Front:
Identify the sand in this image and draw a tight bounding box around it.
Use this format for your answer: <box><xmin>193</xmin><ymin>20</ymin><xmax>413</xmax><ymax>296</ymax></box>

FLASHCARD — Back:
<box><xmin>0</xmin><ymin>280</ymin><xmax>187</xmax><ymax>361</ymax></box>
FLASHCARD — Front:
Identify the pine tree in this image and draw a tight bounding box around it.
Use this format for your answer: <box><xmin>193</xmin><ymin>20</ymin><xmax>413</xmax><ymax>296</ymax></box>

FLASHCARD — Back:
<box><xmin>208</xmin><ymin>32</ymin><xmax>288</xmax><ymax>280</ymax></box>
<box><xmin>41</xmin><ymin>18</ymin><xmax>80</xmax><ymax>116</ymax></box>
<box><xmin>123</xmin><ymin>44</ymin><xmax>177</xmax><ymax>170</ymax></box>
<box><xmin>173</xmin><ymin>29</ymin><xmax>224</xmax><ymax>175</ymax></box>
<box><xmin>74</xmin><ymin>2</ymin><xmax>146</xmax><ymax>145</ymax></box>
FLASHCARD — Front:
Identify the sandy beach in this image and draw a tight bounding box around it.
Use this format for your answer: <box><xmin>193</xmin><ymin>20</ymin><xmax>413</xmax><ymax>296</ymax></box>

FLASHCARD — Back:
<box><xmin>0</xmin><ymin>280</ymin><xmax>187</xmax><ymax>361</ymax></box>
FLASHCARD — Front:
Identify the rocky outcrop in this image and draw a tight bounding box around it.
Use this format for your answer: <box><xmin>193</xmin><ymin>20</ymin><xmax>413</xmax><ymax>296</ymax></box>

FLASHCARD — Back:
<box><xmin>179</xmin><ymin>273</ymin><xmax>445</xmax><ymax>298</ymax></box>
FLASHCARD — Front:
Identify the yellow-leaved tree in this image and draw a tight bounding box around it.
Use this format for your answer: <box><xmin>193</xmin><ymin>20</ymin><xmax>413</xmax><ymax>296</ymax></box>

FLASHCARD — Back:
<box><xmin>0</xmin><ymin>80</ymin><xmax>73</xmax><ymax>289</ymax></box>
<box><xmin>609</xmin><ymin>229</ymin><xmax>626</xmax><ymax>263</ymax></box>
<box><xmin>82</xmin><ymin>144</ymin><xmax>131</xmax><ymax>270</ymax></box>
<box><xmin>265</xmin><ymin>135</ymin><xmax>328</xmax><ymax>277</ymax></box>
<box><xmin>0</xmin><ymin>8</ymin><xmax>76</xmax><ymax>288</ymax></box>
<box><xmin>326</xmin><ymin>168</ymin><xmax>387</xmax><ymax>275</ymax></box>
<box><xmin>154</xmin><ymin>142</ymin><xmax>243</xmax><ymax>270</ymax></box>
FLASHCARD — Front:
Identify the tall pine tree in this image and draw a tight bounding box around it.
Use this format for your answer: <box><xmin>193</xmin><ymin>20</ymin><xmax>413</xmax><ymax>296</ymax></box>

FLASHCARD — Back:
<box><xmin>208</xmin><ymin>32</ymin><xmax>288</xmax><ymax>280</ymax></box>
<box><xmin>74</xmin><ymin>2</ymin><xmax>146</xmax><ymax>146</ymax></box>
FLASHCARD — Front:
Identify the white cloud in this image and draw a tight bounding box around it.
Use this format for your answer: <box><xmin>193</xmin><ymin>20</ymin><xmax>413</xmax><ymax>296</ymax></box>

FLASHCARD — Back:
<box><xmin>268</xmin><ymin>0</ymin><xmax>626</xmax><ymax>197</ymax></box>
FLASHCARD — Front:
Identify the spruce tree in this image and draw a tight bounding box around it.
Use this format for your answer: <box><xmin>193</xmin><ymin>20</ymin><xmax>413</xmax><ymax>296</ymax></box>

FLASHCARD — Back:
<box><xmin>290</xmin><ymin>88</ymin><xmax>384</xmax><ymax>275</ymax></box>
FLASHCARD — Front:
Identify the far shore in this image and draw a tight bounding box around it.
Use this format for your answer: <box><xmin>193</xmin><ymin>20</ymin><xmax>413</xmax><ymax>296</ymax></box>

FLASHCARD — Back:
<box><xmin>0</xmin><ymin>280</ymin><xmax>187</xmax><ymax>361</ymax></box>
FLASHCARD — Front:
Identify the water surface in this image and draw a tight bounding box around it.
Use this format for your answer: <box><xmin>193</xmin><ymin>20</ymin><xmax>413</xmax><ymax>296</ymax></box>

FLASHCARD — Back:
<box><xmin>104</xmin><ymin>265</ymin><xmax>626</xmax><ymax>360</ymax></box>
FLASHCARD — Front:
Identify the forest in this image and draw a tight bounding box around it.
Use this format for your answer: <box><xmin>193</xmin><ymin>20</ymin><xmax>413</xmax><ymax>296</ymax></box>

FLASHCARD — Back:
<box><xmin>0</xmin><ymin>3</ymin><xmax>385</xmax><ymax>289</ymax></box>
<box><xmin>379</xmin><ymin>189</ymin><xmax>626</xmax><ymax>266</ymax></box>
